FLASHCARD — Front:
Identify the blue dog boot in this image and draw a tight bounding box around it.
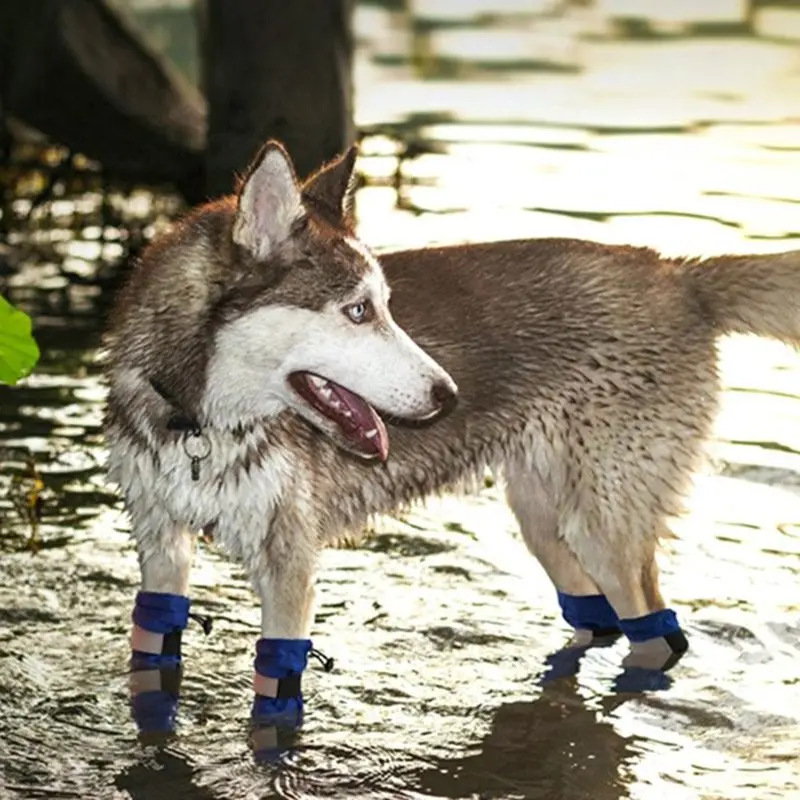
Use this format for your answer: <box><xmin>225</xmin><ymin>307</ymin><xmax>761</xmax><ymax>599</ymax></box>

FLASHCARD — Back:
<box><xmin>128</xmin><ymin>591</ymin><xmax>208</xmax><ymax>741</ymax></box>
<box><xmin>130</xmin><ymin>591</ymin><xmax>192</xmax><ymax>668</ymax></box>
<box><xmin>540</xmin><ymin>593</ymin><xmax>622</xmax><ymax>684</ymax></box>
<box><xmin>250</xmin><ymin>693</ymin><xmax>305</xmax><ymax>764</ymax></box>
<box><xmin>250</xmin><ymin>639</ymin><xmax>335</xmax><ymax>763</ymax></box>
<box><xmin>619</xmin><ymin>608</ymin><xmax>688</xmax><ymax>671</ymax></box>
<box><xmin>251</xmin><ymin>638</ymin><xmax>312</xmax><ymax>727</ymax></box>
<box><xmin>129</xmin><ymin>664</ymin><xmax>183</xmax><ymax>743</ymax></box>
<box><xmin>250</xmin><ymin>638</ymin><xmax>313</xmax><ymax>763</ymax></box>
<box><xmin>557</xmin><ymin>592</ymin><xmax>622</xmax><ymax>645</ymax></box>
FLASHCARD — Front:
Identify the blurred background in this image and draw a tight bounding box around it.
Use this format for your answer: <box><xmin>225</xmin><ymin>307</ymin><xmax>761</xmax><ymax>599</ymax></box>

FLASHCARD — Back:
<box><xmin>1</xmin><ymin>2</ymin><xmax>800</xmax><ymax>799</ymax></box>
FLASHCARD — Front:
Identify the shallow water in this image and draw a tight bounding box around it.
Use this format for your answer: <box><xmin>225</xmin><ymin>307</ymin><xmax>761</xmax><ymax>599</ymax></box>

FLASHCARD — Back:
<box><xmin>2</xmin><ymin>3</ymin><xmax>800</xmax><ymax>799</ymax></box>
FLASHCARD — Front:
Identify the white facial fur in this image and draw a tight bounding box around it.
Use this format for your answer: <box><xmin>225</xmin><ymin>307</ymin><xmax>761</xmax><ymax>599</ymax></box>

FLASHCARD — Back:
<box><xmin>202</xmin><ymin>243</ymin><xmax>456</xmax><ymax>431</ymax></box>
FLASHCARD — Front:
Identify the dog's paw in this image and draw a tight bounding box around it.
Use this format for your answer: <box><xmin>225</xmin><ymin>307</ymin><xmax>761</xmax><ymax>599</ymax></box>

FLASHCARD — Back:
<box><xmin>622</xmin><ymin>630</ymin><xmax>689</xmax><ymax>671</ymax></box>
<box><xmin>610</xmin><ymin>630</ymin><xmax>688</xmax><ymax>692</ymax></box>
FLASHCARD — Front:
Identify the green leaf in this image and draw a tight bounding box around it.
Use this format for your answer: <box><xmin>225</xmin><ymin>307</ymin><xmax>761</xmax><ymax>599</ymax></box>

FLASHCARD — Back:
<box><xmin>0</xmin><ymin>295</ymin><xmax>40</xmax><ymax>385</ymax></box>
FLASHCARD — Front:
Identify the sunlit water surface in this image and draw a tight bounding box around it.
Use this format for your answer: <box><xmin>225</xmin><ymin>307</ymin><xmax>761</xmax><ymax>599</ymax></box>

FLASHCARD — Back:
<box><xmin>1</xmin><ymin>4</ymin><xmax>800</xmax><ymax>799</ymax></box>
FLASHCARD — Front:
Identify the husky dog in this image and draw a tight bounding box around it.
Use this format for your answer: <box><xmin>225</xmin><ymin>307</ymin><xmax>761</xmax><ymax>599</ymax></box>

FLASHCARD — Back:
<box><xmin>105</xmin><ymin>139</ymin><xmax>800</xmax><ymax>720</ymax></box>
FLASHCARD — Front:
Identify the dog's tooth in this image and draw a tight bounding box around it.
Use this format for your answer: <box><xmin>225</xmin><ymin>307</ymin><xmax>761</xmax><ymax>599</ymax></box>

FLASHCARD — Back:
<box><xmin>310</xmin><ymin>375</ymin><xmax>327</xmax><ymax>389</ymax></box>
<box><xmin>320</xmin><ymin>387</ymin><xmax>333</xmax><ymax>400</ymax></box>
<box><xmin>365</xmin><ymin>429</ymin><xmax>378</xmax><ymax>439</ymax></box>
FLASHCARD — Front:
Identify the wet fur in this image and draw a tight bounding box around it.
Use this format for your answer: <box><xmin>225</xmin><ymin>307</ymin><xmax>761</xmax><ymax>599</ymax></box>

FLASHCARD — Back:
<box><xmin>104</xmin><ymin>140</ymin><xmax>800</xmax><ymax>651</ymax></box>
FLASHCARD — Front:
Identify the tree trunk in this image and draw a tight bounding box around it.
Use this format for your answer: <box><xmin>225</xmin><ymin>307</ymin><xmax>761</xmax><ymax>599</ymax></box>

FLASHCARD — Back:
<box><xmin>200</xmin><ymin>0</ymin><xmax>355</xmax><ymax>199</ymax></box>
<box><xmin>0</xmin><ymin>0</ymin><xmax>206</xmax><ymax>203</ymax></box>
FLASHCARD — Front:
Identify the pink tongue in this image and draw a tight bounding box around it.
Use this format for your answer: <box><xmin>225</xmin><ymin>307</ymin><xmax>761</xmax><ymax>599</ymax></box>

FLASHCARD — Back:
<box><xmin>328</xmin><ymin>383</ymin><xmax>389</xmax><ymax>461</ymax></box>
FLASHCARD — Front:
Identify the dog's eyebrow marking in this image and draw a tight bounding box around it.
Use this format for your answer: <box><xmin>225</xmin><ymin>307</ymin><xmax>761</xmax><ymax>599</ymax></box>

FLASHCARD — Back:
<box><xmin>344</xmin><ymin>235</ymin><xmax>380</xmax><ymax>271</ymax></box>
<box><xmin>344</xmin><ymin>236</ymin><xmax>390</xmax><ymax>304</ymax></box>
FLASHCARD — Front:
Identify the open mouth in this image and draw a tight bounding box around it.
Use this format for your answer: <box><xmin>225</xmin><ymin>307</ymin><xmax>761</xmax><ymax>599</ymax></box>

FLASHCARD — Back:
<box><xmin>288</xmin><ymin>372</ymin><xmax>389</xmax><ymax>461</ymax></box>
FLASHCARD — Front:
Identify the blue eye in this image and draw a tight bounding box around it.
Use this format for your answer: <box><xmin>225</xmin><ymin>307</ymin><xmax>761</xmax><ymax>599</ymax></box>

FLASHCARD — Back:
<box><xmin>345</xmin><ymin>301</ymin><xmax>370</xmax><ymax>324</ymax></box>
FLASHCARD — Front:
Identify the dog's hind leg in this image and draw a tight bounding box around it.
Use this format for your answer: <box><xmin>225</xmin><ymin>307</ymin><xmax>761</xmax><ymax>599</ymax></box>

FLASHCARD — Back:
<box><xmin>506</xmin><ymin>460</ymin><xmax>622</xmax><ymax>652</ymax></box>
<box><xmin>558</xmin><ymin>486</ymin><xmax>689</xmax><ymax>675</ymax></box>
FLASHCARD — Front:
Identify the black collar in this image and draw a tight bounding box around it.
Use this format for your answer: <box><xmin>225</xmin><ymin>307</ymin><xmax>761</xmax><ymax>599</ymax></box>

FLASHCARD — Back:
<box><xmin>149</xmin><ymin>378</ymin><xmax>255</xmax><ymax>441</ymax></box>
<box><xmin>149</xmin><ymin>378</ymin><xmax>202</xmax><ymax>434</ymax></box>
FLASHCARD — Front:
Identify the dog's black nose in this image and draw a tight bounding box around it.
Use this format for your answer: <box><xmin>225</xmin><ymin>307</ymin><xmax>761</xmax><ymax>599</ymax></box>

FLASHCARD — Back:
<box><xmin>431</xmin><ymin>378</ymin><xmax>458</xmax><ymax>414</ymax></box>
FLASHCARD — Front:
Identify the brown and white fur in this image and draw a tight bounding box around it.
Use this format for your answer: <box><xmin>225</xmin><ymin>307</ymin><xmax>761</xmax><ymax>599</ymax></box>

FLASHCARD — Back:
<box><xmin>104</xmin><ymin>140</ymin><xmax>800</xmax><ymax>690</ymax></box>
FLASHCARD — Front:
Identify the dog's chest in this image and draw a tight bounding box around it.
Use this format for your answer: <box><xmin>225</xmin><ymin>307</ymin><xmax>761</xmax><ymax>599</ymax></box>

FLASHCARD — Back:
<box><xmin>111</xmin><ymin>427</ymin><xmax>295</xmax><ymax>556</ymax></box>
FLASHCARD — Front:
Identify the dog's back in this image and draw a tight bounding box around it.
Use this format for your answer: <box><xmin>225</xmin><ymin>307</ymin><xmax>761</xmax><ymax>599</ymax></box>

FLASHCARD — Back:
<box><xmin>307</xmin><ymin>235</ymin><xmax>799</xmax><ymax>671</ymax></box>
<box><xmin>372</xmin><ymin>238</ymin><xmax>800</xmax><ymax>512</ymax></box>
<box><xmin>319</xmin><ymin>238</ymin><xmax>721</xmax><ymax>528</ymax></box>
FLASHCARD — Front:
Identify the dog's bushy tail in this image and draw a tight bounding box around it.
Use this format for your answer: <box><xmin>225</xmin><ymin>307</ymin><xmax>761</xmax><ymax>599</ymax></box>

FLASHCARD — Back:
<box><xmin>679</xmin><ymin>251</ymin><xmax>800</xmax><ymax>346</ymax></box>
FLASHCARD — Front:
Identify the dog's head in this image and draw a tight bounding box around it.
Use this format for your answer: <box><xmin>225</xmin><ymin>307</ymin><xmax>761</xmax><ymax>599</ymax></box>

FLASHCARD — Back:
<box><xmin>198</xmin><ymin>141</ymin><xmax>457</xmax><ymax>461</ymax></box>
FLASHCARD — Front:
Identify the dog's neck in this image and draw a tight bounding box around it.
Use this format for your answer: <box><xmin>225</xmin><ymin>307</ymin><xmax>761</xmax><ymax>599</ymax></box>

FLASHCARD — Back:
<box><xmin>149</xmin><ymin>377</ymin><xmax>203</xmax><ymax>433</ymax></box>
<box><xmin>148</xmin><ymin>377</ymin><xmax>271</xmax><ymax>441</ymax></box>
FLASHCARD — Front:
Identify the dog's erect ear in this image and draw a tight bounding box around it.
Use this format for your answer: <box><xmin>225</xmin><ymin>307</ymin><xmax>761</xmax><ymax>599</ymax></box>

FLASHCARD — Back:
<box><xmin>302</xmin><ymin>145</ymin><xmax>358</xmax><ymax>227</ymax></box>
<box><xmin>233</xmin><ymin>140</ymin><xmax>303</xmax><ymax>260</ymax></box>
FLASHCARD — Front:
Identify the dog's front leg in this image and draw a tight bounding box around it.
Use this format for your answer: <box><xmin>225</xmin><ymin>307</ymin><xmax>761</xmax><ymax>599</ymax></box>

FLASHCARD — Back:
<box><xmin>248</xmin><ymin>514</ymin><xmax>321</xmax><ymax>742</ymax></box>
<box><xmin>127</xmin><ymin>514</ymin><xmax>196</xmax><ymax>739</ymax></box>
<box><xmin>130</xmin><ymin>519</ymin><xmax>195</xmax><ymax>661</ymax></box>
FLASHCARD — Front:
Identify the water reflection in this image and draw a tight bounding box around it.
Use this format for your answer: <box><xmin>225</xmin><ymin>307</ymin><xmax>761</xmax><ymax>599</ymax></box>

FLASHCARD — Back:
<box><xmin>418</xmin><ymin>678</ymin><xmax>637</xmax><ymax>800</ymax></box>
<box><xmin>114</xmin><ymin>747</ymin><xmax>218</xmax><ymax>800</ymax></box>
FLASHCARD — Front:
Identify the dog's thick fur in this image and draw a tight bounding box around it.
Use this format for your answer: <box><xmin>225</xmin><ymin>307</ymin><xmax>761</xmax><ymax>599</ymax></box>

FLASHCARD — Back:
<box><xmin>104</xmin><ymin>140</ymin><xmax>800</xmax><ymax>665</ymax></box>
